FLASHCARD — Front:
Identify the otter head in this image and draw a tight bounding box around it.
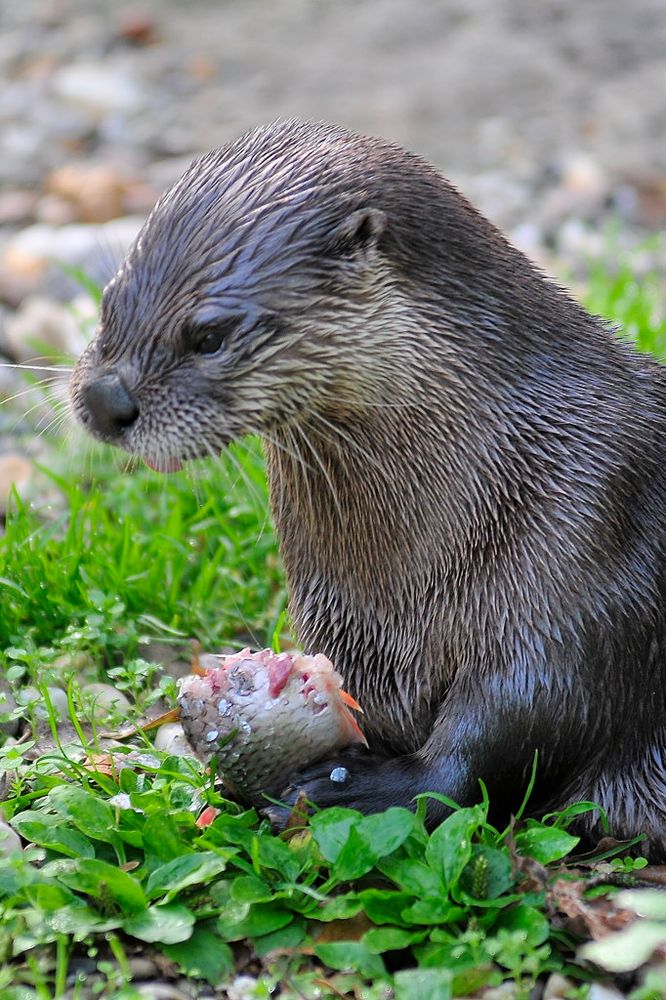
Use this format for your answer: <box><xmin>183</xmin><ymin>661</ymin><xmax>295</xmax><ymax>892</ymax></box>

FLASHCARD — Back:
<box><xmin>69</xmin><ymin>120</ymin><xmax>440</xmax><ymax>472</ymax></box>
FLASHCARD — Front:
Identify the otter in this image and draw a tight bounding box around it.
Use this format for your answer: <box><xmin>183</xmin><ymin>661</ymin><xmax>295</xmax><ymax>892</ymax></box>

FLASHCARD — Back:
<box><xmin>70</xmin><ymin>120</ymin><xmax>666</xmax><ymax>857</ymax></box>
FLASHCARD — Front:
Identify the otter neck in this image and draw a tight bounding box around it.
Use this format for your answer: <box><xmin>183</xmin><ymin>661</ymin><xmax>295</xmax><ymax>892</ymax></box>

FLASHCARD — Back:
<box><xmin>262</xmin><ymin>394</ymin><xmax>513</xmax><ymax>750</ymax></box>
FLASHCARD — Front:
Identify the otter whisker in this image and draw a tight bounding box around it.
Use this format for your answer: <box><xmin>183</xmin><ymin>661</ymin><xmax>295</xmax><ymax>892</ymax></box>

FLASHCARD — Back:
<box><xmin>294</xmin><ymin>422</ymin><xmax>345</xmax><ymax>528</ymax></box>
<box><xmin>0</xmin><ymin>361</ymin><xmax>75</xmax><ymax>373</ymax></box>
<box><xmin>0</xmin><ymin>379</ymin><xmax>68</xmax><ymax>410</ymax></box>
<box><xmin>261</xmin><ymin>428</ymin><xmax>316</xmax><ymax>475</ymax></box>
<box><xmin>309</xmin><ymin>411</ymin><xmax>388</xmax><ymax>478</ymax></box>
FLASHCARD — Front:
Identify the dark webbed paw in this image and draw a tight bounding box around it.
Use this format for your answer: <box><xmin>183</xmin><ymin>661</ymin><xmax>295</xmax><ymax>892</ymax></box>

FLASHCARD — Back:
<box><xmin>264</xmin><ymin>747</ymin><xmax>438</xmax><ymax>828</ymax></box>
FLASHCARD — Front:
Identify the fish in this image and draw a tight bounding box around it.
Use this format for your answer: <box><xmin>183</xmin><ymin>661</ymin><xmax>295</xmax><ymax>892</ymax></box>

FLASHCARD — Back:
<box><xmin>176</xmin><ymin>647</ymin><xmax>366</xmax><ymax>804</ymax></box>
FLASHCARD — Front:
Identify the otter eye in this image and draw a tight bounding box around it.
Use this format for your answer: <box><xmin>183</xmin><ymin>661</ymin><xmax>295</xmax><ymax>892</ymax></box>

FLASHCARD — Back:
<box><xmin>185</xmin><ymin>317</ymin><xmax>240</xmax><ymax>356</ymax></box>
<box><xmin>197</xmin><ymin>329</ymin><xmax>225</xmax><ymax>355</ymax></box>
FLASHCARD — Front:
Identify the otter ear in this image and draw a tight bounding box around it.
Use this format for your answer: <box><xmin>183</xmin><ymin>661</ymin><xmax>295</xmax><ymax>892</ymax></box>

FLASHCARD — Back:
<box><xmin>329</xmin><ymin>207</ymin><xmax>386</xmax><ymax>257</ymax></box>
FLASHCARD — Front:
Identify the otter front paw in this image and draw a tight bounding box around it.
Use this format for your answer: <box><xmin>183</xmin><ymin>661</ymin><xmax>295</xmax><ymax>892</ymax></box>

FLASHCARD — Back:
<box><xmin>264</xmin><ymin>748</ymin><xmax>427</xmax><ymax>827</ymax></box>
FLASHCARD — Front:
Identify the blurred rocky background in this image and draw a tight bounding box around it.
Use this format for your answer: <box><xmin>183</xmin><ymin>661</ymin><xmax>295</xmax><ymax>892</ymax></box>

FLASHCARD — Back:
<box><xmin>0</xmin><ymin>0</ymin><xmax>665</xmax><ymax>498</ymax></box>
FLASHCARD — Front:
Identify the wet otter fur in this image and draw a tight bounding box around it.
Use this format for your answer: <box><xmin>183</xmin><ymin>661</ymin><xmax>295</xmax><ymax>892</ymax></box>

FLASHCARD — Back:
<box><xmin>70</xmin><ymin>120</ymin><xmax>666</xmax><ymax>857</ymax></box>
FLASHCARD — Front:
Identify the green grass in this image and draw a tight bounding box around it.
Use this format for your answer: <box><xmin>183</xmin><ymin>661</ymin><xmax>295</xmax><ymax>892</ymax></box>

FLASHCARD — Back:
<box><xmin>0</xmin><ymin>440</ymin><xmax>286</xmax><ymax>667</ymax></box>
<box><xmin>0</xmin><ymin>248</ymin><xmax>665</xmax><ymax>999</ymax></box>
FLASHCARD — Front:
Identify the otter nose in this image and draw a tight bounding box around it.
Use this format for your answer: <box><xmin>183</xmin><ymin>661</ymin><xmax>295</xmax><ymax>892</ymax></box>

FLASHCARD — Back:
<box><xmin>83</xmin><ymin>372</ymin><xmax>139</xmax><ymax>439</ymax></box>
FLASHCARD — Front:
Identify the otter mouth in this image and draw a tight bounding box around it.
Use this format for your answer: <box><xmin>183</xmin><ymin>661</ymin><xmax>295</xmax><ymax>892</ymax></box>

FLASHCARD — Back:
<box><xmin>140</xmin><ymin>435</ymin><xmax>234</xmax><ymax>474</ymax></box>
<box><xmin>143</xmin><ymin>456</ymin><xmax>184</xmax><ymax>474</ymax></box>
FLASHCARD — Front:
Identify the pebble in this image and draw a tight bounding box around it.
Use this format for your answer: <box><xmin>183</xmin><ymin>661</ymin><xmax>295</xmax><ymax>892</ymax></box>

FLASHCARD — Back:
<box><xmin>154</xmin><ymin>722</ymin><xmax>192</xmax><ymax>756</ymax></box>
<box><xmin>588</xmin><ymin>986</ymin><xmax>627</xmax><ymax>1000</ymax></box>
<box><xmin>0</xmin><ymin>453</ymin><xmax>34</xmax><ymax>515</ymax></box>
<box><xmin>127</xmin><ymin>957</ymin><xmax>158</xmax><ymax>980</ymax></box>
<box><xmin>0</xmin><ymin>217</ymin><xmax>143</xmax><ymax>305</ymax></box>
<box><xmin>479</xmin><ymin>985</ymin><xmax>518</xmax><ymax>1000</ymax></box>
<box><xmin>45</xmin><ymin>163</ymin><xmax>138</xmax><ymax>224</ymax></box>
<box><xmin>17</xmin><ymin>684</ymin><xmax>69</xmax><ymax>720</ymax></box>
<box><xmin>226</xmin><ymin>977</ymin><xmax>260</xmax><ymax>1000</ymax></box>
<box><xmin>51</xmin><ymin>61</ymin><xmax>144</xmax><ymax>115</ymax></box>
<box><xmin>52</xmin><ymin>650</ymin><xmax>96</xmax><ymax>677</ymax></box>
<box><xmin>3</xmin><ymin>294</ymin><xmax>94</xmax><ymax>362</ymax></box>
<box><xmin>135</xmin><ymin>985</ymin><xmax>190</xmax><ymax>1000</ymax></box>
<box><xmin>0</xmin><ymin>684</ymin><xmax>20</xmax><ymax>737</ymax></box>
<box><xmin>0</xmin><ymin>819</ymin><xmax>22</xmax><ymax>856</ymax></box>
<box><xmin>80</xmin><ymin>682</ymin><xmax>131</xmax><ymax>720</ymax></box>
<box><xmin>543</xmin><ymin>973</ymin><xmax>576</xmax><ymax>999</ymax></box>
<box><xmin>0</xmin><ymin>189</ymin><xmax>38</xmax><ymax>226</ymax></box>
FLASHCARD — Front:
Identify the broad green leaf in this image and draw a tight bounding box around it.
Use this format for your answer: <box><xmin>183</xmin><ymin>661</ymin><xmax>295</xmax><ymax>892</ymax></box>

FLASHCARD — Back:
<box><xmin>355</xmin><ymin>809</ymin><xmax>415</xmax><ymax>858</ymax></box>
<box><xmin>58</xmin><ymin>859</ymin><xmax>147</xmax><ymax>914</ymax></box>
<box><xmin>494</xmin><ymin>905</ymin><xmax>549</xmax><ymax>947</ymax></box>
<box><xmin>310</xmin><ymin>808</ymin><xmax>362</xmax><ymax>863</ymax></box>
<box><xmin>142</xmin><ymin>812</ymin><xmax>186</xmax><ymax>861</ymax></box>
<box><xmin>393</xmin><ymin>967</ymin><xmax>452</xmax><ymax>1000</ymax></box>
<box><xmin>363</xmin><ymin>926</ymin><xmax>427</xmax><ymax>953</ymax></box>
<box><xmin>330</xmin><ymin>825</ymin><xmax>378</xmax><ymax>881</ymax></box>
<box><xmin>124</xmin><ymin>903</ymin><xmax>195</xmax><ymax>944</ymax></box>
<box><xmin>254</xmin><ymin>834</ymin><xmax>301</xmax><ymax>881</ymax></box>
<box><xmin>47</xmin><ymin>785</ymin><xmax>118</xmax><ymax>844</ymax></box>
<box><xmin>162</xmin><ymin>927</ymin><xmax>234</xmax><ymax>983</ymax></box>
<box><xmin>320</xmin><ymin>808</ymin><xmax>416</xmax><ymax>882</ymax></box>
<box><xmin>254</xmin><ymin>918</ymin><xmax>307</xmax><ymax>956</ymax></box>
<box><xmin>580</xmin><ymin>920</ymin><xmax>666</xmax><ymax>972</ymax></box>
<box><xmin>22</xmin><ymin>883</ymin><xmax>82</xmax><ymax>912</ymax></box>
<box><xmin>425</xmin><ymin>805</ymin><xmax>485</xmax><ymax>889</ymax></box>
<box><xmin>22</xmin><ymin>900</ymin><xmax>122</xmax><ymax>938</ymax></box>
<box><xmin>315</xmin><ymin>940</ymin><xmax>386</xmax><ymax>978</ymax></box>
<box><xmin>357</xmin><ymin>889</ymin><xmax>415</xmax><ymax>926</ymax></box>
<box><xmin>377</xmin><ymin>856</ymin><xmax>444</xmax><ymax>897</ymax></box>
<box><xmin>146</xmin><ymin>851</ymin><xmax>232</xmax><ymax>901</ymax></box>
<box><xmin>217</xmin><ymin>901</ymin><xmax>293</xmax><ymax>941</ymax></box>
<box><xmin>460</xmin><ymin>845</ymin><xmax>514</xmax><ymax>900</ymax></box>
<box><xmin>230</xmin><ymin>875</ymin><xmax>275</xmax><ymax>904</ymax></box>
<box><xmin>315</xmin><ymin>894</ymin><xmax>363</xmax><ymax>922</ymax></box>
<box><xmin>10</xmin><ymin>814</ymin><xmax>94</xmax><ymax>859</ymax></box>
<box><xmin>514</xmin><ymin>821</ymin><xmax>579</xmax><ymax>864</ymax></box>
<box><xmin>401</xmin><ymin>897</ymin><xmax>465</xmax><ymax>925</ymax></box>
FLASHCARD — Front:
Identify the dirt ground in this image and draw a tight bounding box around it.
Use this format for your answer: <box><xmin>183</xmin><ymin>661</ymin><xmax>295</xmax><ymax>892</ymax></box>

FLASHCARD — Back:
<box><xmin>2</xmin><ymin>0</ymin><xmax>666</xmax><ymax>230</ymax></box>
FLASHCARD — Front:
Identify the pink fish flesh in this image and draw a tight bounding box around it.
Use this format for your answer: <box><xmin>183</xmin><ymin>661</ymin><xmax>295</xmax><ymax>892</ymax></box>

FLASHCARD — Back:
<box><xmin>177</xmin><ymin>648</ymin><xmax>366</xmax><ymax>803</ymax></box>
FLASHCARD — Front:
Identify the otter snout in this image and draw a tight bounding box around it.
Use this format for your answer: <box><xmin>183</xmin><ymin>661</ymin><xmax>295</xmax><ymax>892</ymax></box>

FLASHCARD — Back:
<box><xmin>82</xmin><ymin>372</ymin><xmax>140</xmax><ymax>440</ymax></box>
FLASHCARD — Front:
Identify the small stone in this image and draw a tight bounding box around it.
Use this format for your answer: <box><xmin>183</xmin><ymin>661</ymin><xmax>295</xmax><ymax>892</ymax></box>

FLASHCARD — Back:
<box><xmin>17</xmin><ymin>685</ymin><xmax>69</xmax><ymax>720</ymax></box>
<box><xmin>81</xmin><ymin>683</ymin><xmax>131</xmax><ymax>720</ymax></box>
<box><xmin>480</xmin><ymin>986</ymin><xmax>518</xmax><ymax>1000</ymax></box>
<box><xmin>128</xmin><ymin>957</ymin><xmax>158</xmax><ymax>980</ymax></box>
<box><xmin>0</xmin><ymin>189</ymin><xmax>37</xmax><ymax>225</ymax></box>
<box><xmin>588</xmin><ymin>986</ymin><xmax>626</xmax><ymax>1000</ymax></box>
<box><xmin>561</xmin><ymin>152</ymin><xmax>608</xmax><ymax>201</ymax></box>
<box><xmin>0</xmin><ymin>684</ymin><xmax>19</xmax><ymax>737</ymax></box>
<box><xmin>0</xmin><ymin>820</ymin><xmax>22</xmax><ymax>857</ymax></box>
<box><xmin>34</xmin><ymin>194</ymin><xmax>79</xmax><ymax>227</ymax></box>
<box><xmin>0</xmin><ymin>217</ymin><xmax>143</xmax><ymax>305</ymax></box>
<box><xmin>45</xmin><ymin>164</ymin><xmax>128</xmax><ymax>224</ymax></box>
<box><xmin>543</xmin><ymin>973</ymin><xmax>576</xmax><ymax>999</ymax></box>
<box><xmin>0</xmin><ymin>453</ymin><xmax>34</xmax><ymax>515</ymax></box>
<box><xmin>116</xmin><ymin>11</ymin><xmax>160</xmax><ymax>46</ymax></box>
<box><xmin>52</xmin><ymin>651</ymin><xmax>96</xmax><ymax>677</ymax></box>
<box><xmin>3</xmin><ymin>295</ymin><xmax>93</xmax><ymax>362</ymax></box>
<box><xmin>227</xmin><ymin>977</ymin><xmax>260</xmax><ymax>1000</ymax></box>
<box><xmin>154</xmin><ymin>722</ymin><xmax>192</xmax><ymax>756</ymax></box>
<box><xmin>52</xmin><ymin>62</ymin><xmax>143</xmax><ymax>114</ymax></box>
<box><xmin>136</xmin><ymin>986</ymin><xmax>190</xmax><ymax>1000</ymax></box>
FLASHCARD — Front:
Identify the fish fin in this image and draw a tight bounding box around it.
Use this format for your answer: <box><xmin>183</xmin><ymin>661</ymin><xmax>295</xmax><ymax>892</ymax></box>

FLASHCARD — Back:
<box><xmin>340</xmin><ymin>708</ymin><xmax>368</xmax><ymax>744</ymax></box>
<box><xmin>339</xmin><ymin>689</ymin><xmax>363</xmax><ymax>713</ymax></box>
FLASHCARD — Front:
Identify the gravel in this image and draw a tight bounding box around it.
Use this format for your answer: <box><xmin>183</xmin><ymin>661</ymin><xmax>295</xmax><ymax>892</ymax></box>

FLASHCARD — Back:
<box><xmin>0</xmin><ymin>0</ymin><xmax>665</xmax><ymax>311</ymax></box>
